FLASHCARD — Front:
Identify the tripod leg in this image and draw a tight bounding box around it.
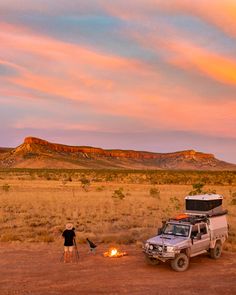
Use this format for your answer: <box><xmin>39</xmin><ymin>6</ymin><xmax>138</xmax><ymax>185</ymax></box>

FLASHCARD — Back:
<box><xmin>60</xmin><ymin>252</ymin><xmax>64</xmax><ymax>262</ymax></box>
<box><xmin>74</xmin><ymin>246</ymin><xmax>79</xmax><ymax>262</ymax></box>
<box><xmin>73</xmin><ymin>239</ymin><xmax>79</xmax><ymax>262</ymax></box>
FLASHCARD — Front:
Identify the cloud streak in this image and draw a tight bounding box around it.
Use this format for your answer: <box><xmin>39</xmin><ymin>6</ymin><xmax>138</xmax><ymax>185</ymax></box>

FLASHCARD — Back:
<box><xmin>132</xmin><ymin>29</ymin><xmax>236</xmax><ymax>86</ymax></box>
<box><xmin>103</xmin><ymin>0</ymin><xmax>236</xmax><ymax>37</ymax></box>
<box><xmin>0</xmin><ymin>1</ymin><xmax>236</xmax><ymax>162</ymax></box>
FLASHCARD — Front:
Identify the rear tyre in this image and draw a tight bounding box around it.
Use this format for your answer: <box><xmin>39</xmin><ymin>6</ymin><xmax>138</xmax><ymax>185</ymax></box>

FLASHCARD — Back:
<box><xmin>171</xmin><ymin>253</ymin><xmax>189</xmax><ymax>272</ymax></box>
<box><xmin>145</xmin><ymin>255</ymin><xmax>160</xmax><ymax>265</ymax></box>
<box><xmin>210</xmin><ymin>242</ymin><xmax>222</xmax><ymax>259</ymax></box>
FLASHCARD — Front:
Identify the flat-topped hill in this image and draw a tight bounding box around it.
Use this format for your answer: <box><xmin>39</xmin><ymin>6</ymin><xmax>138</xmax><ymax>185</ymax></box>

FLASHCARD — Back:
<box><xmin>0</xmin><ymin>136</ymin><xmax>235</xmax><ymax>170</ymax></box>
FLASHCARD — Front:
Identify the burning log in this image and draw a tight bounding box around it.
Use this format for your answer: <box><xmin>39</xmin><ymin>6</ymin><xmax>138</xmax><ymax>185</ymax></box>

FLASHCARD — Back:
<box><xmin>103</xmin><ymin>247</ymin><xmax>127</xmax><ymax>258</ymax></box>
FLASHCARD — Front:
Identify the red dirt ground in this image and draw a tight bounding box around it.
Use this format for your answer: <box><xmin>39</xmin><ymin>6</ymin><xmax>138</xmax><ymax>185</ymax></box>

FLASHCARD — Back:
<box><xmin>0</xmin><ymin>243</ymin><xmax>236</xmax><ymax>295</ymax></box>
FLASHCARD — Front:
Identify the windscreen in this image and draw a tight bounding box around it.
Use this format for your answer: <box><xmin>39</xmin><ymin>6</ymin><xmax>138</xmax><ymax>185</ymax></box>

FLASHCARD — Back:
<box><xmin>163</xmin><ymin>223</ymin><xmax>190</xmax><ymax>237</ymax></box>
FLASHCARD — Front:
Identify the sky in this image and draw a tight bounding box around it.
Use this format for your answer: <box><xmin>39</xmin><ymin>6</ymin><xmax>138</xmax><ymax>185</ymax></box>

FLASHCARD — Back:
<box><xmin>0</xmin><ymin>0</ymin><xmax>236</xmax><ymax>163</ymax></box>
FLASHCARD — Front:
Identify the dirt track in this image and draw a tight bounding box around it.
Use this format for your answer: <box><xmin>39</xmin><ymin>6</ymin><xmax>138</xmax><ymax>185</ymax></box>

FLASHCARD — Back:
<box><xmin>0</xmin><ymin>243</ymin><xmax>236</xmax><ymax>295</ymax></box>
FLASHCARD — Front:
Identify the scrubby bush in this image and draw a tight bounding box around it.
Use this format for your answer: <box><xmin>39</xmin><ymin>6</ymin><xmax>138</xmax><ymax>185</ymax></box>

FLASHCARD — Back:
<box><xmin>2</xmin><ymin>183</ymin><xmax>10</xmax><ymax>192</ymax></box>
<box><xmin>149</xmin><ymin>187</ymin><xmax>160</xmax><ymax>199</ymax></box>
<box><xmin>170</xmin><ymin>196</ymin><xmax>181</xmax><ymax>211</ymax></box>
<box><xmin>112</xmin><ymin>187</ymin><xmax>125</xmax><ymax>200</ymax></box>
<box><xmin>189</xmin><ymin>183</ymin><xmax>216</xmax><ymax>196</ymax></box>
<box><xmin>80</xmin><ymin>176</ymin><xmax>91</xmax><ymax>191</ymax></box>
<box><xmin>189</xmin><ymin>183</ymin><xmax>204</xmax><ymax>195</ymax></box>
<box><xmin>230</xmin><ymin>192</ymin><xmax>236</xmax><ymax>205</ymax></box>
<box><xmin>96</xmin><ymin>186</ymin><xmax>105</xmax><ymax>192</ymax></box>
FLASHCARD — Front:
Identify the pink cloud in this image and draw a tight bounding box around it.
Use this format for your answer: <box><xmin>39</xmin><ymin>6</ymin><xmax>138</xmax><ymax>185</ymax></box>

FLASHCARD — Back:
<box><xmin>13</xmin><ymin>118</ymin><xmax>99</xmax><ymax>132</ymax></box>
<box><xmin>103</xmin><ymin>1</ymin><xmax>236</xmax><ymax>37</ymax></box>
<box><xmin>0</xmin><ymin>22</ymin><xmax>155</xmax><ymax>104</ymax></box>
<box><xmin>0</xmin><ymin>20</ymin><xmax>235</xmax><ymax>140</ymax></box>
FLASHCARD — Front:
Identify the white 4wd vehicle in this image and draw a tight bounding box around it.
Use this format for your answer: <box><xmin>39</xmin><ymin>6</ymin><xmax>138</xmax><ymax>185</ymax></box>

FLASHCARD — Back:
<box><xmin>143</xmin><ymin>194</ymin><xmax>228</xmax><ymax>271</ymax></box>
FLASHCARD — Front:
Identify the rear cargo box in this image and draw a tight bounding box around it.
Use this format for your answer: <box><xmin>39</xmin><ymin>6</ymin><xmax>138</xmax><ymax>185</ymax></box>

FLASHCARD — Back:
<box><xmin>185</xmin><ymin>194</ymin><xmax>224</xmax><ymax>216</ymax></box>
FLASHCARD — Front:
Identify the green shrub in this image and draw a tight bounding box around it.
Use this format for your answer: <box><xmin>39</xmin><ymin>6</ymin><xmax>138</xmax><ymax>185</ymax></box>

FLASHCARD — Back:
<box><xmin>189</xmin><ymin>183</ymin><xmax>204</xmax><ymax>195</ymax></box>
<box><xmin>189</xmin><ymin>183</ymin><xmax>216</xmax><ymax>196</ymax></box>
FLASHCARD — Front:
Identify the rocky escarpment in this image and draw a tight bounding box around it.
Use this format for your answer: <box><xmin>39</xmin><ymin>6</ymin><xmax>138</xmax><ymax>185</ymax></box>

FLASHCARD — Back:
<box><xmin>22</xmin><ymin>137</ymin><xmax>214</xmax><ymax>160</ymax></box>
<box><xmin>0</xmin><ymin>136</ymin><xmax>235</xmax><ymax>170</ymax></box>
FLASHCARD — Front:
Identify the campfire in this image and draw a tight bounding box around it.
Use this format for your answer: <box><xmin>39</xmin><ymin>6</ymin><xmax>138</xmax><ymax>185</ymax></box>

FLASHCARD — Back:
<box><xmin>103</xmin><ymin>247</ymin><xmax>127</xmax><ymax>258</ymax></box>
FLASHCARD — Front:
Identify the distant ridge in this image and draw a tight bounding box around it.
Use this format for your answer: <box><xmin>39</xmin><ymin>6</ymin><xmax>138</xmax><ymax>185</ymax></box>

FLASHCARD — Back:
<box><xmin>0</xmin><ymin>136</ymin><xmax>235</xmax><ymax>170</ymax></box>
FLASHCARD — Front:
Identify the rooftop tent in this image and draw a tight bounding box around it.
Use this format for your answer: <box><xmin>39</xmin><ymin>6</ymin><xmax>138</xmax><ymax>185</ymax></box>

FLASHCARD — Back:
<box><xmin>185</xmin><ymin>194</ymin><xmax>223</xmax><ymax>214</ymax></box>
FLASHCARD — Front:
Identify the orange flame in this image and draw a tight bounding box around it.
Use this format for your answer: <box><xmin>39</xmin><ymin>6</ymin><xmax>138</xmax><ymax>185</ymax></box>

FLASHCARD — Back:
<box><xmin>103</xmin><ymin>247</ymin><xmax>127</xmax><ymax>258</ymax></box>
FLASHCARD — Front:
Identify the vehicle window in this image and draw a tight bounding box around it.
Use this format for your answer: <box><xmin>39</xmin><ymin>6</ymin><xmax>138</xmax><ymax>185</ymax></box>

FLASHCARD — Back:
<box><xmin>163</xmin><ymin>223</ymin><xmax>190</xmax><ymax>237</ymax></box>
<box><xmin>200</xmin><ymin>224</ymin><xmax>207</xmax><ymax>235</ymax></box>
<box><xmin>191</xmin><ymin>225</ymin><xmax>198</xmax><ymax>238</ymax></box>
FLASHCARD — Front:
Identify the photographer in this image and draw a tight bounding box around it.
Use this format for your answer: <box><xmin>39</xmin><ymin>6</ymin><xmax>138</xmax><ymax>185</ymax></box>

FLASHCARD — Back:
<box><xmin>62</xmin><ymin>223</ymin><xmax>76</xmax><ymax>263</ymax></box>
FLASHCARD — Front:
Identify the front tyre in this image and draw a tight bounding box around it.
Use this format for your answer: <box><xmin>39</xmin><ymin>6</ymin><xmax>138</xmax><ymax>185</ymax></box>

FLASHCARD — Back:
<box><xmin>145</xmin><ymin>255</ymin><xmax>160</xmax><ymax>265</ymax></box>
<box><xmin>210</xmin><ymin>242</ymin><xmax>222</xmax><ymax>259</ymax></box>
<box><xmin>171</xmin><ymin>253</ymin><xmax>189</xmax><ymax>272</ymax></box>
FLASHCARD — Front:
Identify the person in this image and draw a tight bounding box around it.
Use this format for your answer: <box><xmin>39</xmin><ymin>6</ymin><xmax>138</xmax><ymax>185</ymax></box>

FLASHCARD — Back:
<box><xmin>62</xmin><ymin>223</ymin><xmax>76</xmax><ymax>263</ymax></box>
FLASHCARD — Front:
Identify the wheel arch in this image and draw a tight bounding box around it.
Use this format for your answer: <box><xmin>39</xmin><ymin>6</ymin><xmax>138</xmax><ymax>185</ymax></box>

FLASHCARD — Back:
<box><xmin>180</xmin><ymin>247</ymin><xmax>190</xmax><ymax>257</ymax></box>
<box><xmin>210</xmin><ymin>238</ymin><xmax>222</xmax><ymax>249</ymax></box>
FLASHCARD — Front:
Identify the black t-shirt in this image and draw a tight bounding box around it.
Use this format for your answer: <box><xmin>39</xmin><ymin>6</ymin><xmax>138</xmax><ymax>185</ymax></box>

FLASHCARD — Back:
<box><xmin>62</xmin><ymin>229</ymin><xmax>75</xmax><ymax>246</ymax></box>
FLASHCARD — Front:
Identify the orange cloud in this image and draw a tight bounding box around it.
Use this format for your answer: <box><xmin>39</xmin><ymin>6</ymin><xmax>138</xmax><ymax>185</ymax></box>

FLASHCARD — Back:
<box><xmin>158</xmin><ymin>0</ymin><xmax>236</xmax><ymax>37</ymax></box>
<box><xmin>0</xmin><ymin>22</ymin><xmax>157</xmax><ymax>104</ymax></box>
<box><xmin>129</xmin><ymin>25</ymin><xmax>236</xmax><ymax>86</ymax></box>
<box><xmin>167</xmin><ymin>40</ymin><xmax>236</xmax><ymax>86</ymax></box>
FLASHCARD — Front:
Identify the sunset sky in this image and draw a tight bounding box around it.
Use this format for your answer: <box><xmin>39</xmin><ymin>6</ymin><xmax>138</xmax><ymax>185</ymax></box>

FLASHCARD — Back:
<box><xmin>0</xmin><ymin>0</ymin><xmax>236</xmax><ymax>163</ymax></box>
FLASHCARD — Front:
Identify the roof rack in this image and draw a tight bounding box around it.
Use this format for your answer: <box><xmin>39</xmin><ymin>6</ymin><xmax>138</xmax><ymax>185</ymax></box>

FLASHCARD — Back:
<box><xmin>169</xmin><ymin>214</ymin><xmax>208</xmax><ymax>225</ymax></box>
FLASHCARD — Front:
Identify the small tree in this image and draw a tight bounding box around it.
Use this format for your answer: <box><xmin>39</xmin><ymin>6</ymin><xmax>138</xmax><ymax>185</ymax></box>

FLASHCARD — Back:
<box><xmin>112</xmin><ymin>187</ymin><xmax>125</xmax><ymax>200</ymax></box>
<box><xmin>189</xmin><ymin>183</ymin><xmax>216</xmax><ymax>196</ymax></box>
<box><xmin>189</xmin><ymin>183</ymin><xmax>204</xmax><ymax>195</ymax></box>
<box><xmin>2</xmin><ymin>183</ymin><xmax>10</xmax><ymax>192</ymax></box>
<box><xmin>149</xmin><ymin>187</ymin><xmax>160</xmax><ymax>199</ymax></box>
<box><xmin>80</xmin><ymin>177</ymin><xmax>91</xmax><ymax>192</ymax></box>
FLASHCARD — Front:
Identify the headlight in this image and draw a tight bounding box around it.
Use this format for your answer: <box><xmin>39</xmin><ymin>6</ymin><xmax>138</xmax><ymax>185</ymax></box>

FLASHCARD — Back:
<box><xmin>166</xmin><ymin>246</ymin><xmax>175</xmax><ymax>252</ymax></box>
<box><xmin>149</xmin><ymin>245</ymin><xmax>154</xmax><ymax>250</ymax></box>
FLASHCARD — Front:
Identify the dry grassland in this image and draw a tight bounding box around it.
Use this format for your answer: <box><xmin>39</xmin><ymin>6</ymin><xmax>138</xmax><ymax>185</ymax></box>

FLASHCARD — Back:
<box><xmin>0</xmin><ymin>169</ymin><xmax>236</xmax><ymax>251</ymax></box>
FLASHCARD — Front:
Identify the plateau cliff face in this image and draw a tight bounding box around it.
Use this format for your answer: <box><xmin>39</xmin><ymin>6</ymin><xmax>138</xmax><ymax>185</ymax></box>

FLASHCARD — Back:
<box><xmin>22</xmin><ymin>137</ymin><xmax>214</xmax><ymax>160</ymax></box>
<box><xmin>0</xmin><ymin>136</ymin><xmax>235</xmax><ymax>170</ymax></box>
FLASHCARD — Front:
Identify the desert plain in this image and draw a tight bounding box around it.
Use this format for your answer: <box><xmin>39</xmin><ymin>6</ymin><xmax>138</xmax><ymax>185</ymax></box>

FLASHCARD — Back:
<box><xmin>0</xmin><ymin>169</ymin><xmax>236</xmax><ymax>294</ymax></box>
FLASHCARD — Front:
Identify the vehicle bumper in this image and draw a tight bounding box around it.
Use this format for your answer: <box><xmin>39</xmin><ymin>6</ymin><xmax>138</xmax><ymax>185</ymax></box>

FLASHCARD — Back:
<box><xmin>143</xmin><ymin>249</ymin><xmax>175</xmax><ymax>261</ymax></box>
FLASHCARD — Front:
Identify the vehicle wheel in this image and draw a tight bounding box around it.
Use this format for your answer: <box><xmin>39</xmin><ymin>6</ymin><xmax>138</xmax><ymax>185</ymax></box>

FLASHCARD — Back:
<box><xmin>171</xmin><ymin>253</ymin><xmax>189</xmax><ymax>272</ymax></box>
<box><xmin>145</xmin><ymin>255</ymin><xmax>160</xmax><ymax>265</ymax></box>
<box><xmin>210</xmin><ymin>242</ymin><xmax>222</xmax><ymax>259</ymax></box>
